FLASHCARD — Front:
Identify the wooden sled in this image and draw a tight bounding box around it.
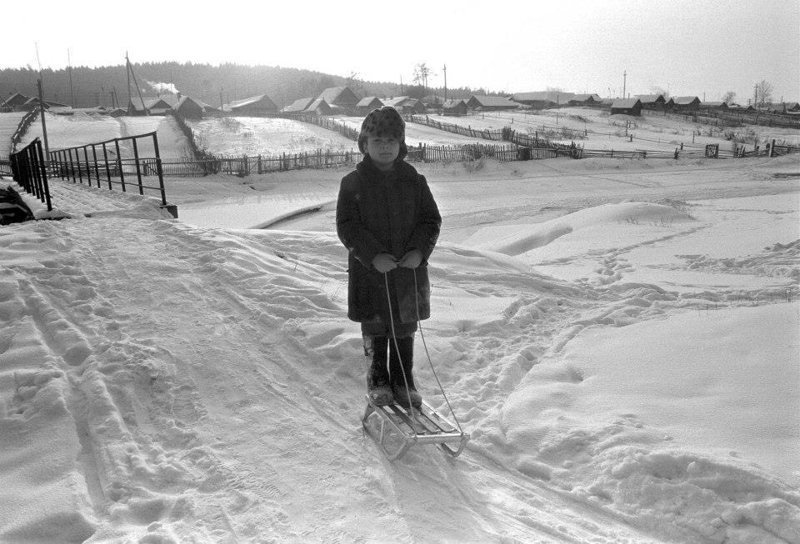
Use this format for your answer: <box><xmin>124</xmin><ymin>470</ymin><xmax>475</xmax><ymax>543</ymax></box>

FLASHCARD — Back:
<box><xmin>362</xmin><ymin>395</ymin><xmax>470</xmax><ymax>461</ymax></box>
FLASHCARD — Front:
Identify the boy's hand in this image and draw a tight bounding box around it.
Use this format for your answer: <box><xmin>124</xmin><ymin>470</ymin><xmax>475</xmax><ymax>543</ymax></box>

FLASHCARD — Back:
<box><xmin>372</xmin><ymin>253</ymin><xmax>397</xmax><ymax>273</ymax></box>
<box><xmin>398</xmin><ymin>249</ymin><xmax>423</xmax><ymax>269</ymax></box>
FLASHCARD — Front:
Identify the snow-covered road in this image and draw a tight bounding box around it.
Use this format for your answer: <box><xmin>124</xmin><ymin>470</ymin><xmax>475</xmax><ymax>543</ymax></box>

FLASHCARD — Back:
<box><xmin>1</xmin><ymin>155</ymin><xmax>798</xmax><ymax>543</ymax></box>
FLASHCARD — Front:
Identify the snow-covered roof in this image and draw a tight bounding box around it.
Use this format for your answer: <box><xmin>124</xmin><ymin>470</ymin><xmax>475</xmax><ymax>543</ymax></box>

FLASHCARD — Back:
<box><xmin>469</xmin><ymin>95</ymin><xmax>518</xmax><ymax>108</ymax></box>
<box><xmin>611</xmin><ymin>98</ymin><xmax>641</xmax><ymax>108</ymax></box>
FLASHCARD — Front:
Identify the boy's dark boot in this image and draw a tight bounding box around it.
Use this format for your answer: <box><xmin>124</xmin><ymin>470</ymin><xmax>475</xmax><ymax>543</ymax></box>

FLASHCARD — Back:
<box><xmin>389</xmin><ymin>336</ymin><xmax>422</xmax><ymax>409</ymax></box>
<box><xmin>365</xmin><ymin>336</ymin><xmax>393</xmax><ymax>406</ymax></box>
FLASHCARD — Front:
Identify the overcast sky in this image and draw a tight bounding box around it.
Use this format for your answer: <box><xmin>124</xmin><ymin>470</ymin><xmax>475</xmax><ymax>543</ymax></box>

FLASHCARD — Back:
<box><xmin>2</xmin><ymin>0</ymin><xmax>798</xmax><ymax>102</ymax></box>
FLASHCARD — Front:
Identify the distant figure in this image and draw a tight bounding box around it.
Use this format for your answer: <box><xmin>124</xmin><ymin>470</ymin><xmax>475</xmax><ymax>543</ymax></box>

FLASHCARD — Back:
<box><xmin>336</xmin><ymin>107</ymin><xmax>441</xmax><ymax>409</ymax></box>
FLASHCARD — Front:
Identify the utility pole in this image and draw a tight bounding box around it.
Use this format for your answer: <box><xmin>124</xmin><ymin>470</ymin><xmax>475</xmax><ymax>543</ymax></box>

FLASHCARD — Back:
<box><xmin>34</xmin><ymin>43</ymin><xmax>50</xmax><ymax>161</ymax></box>
<box><xmin>443</xmin><ymin>64</ymin><xmax>447</xmax><ymax>103</ymax></box>
<box><xmin>126</xmin><ymin>53</ymin><xmax>148</xmax><ymax>115</ymax></box>
<box><xmin>37</xmin><ymin>78</ymin><xmax>50</xmax><ymax>159</ymax></box>
<box><xmin>126</xmin><ymin>51</ymin><xmax>132</xmax><ymax>112</ymax></box>
<box><xmin>67</xmin><ymin>48</ymin><xmax>75</xmax><ymax>108</ymax></box>
<box><xmin>622</xmin><ymin>70</ymin><xmax>627</xmax><ymax>99</ymax></box>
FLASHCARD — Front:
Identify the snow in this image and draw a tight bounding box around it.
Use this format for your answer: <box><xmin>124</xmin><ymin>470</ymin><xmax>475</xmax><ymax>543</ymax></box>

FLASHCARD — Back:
<box><xmin>187</xmin><ymin>117</ymin><xmax>358</xmax><ymax>157</ymax></box>
<box><xmin>18</xmin><ymin>112</ymin><xmax>194</xmax><ymax>160</ymax></box>
<box><xmin>1</xmin><ymin>151</ymin><xmax>799</xmax><ymax>543</ymax></box>
<box><xmin>429</xmin><ymin>109</ymin><xmax>800</xmax><ymax>152</ymax></box>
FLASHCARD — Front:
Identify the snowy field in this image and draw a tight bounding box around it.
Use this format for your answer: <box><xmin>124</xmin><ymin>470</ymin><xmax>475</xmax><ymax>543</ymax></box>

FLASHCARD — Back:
<box><xmin>15</xmin><ymin>112</ymin><xmax>194</xmax><ymax>160</ymax></box>
<box><xmin>0</xmin><ymin>111</ymin><xmax>26</xmax><ymax>158</ymax></box>
<box><xmin>1</xmin><ymin>152</ymin><xmax>798</xmax><ymax>543</ymax></box>
<box><xmin>187</xmin><ymin>116</ymin><xmax>359</xmax><ymax>157</ymax></box>
<box><xmin>338</xmin><ymin>116</ymin><xmax>508</xmax><ymax>147</ymax></box>
<box><xmin>423</xmin><ymin>108</ymin><xmax>800</xmax><ymax>153</ymax></box>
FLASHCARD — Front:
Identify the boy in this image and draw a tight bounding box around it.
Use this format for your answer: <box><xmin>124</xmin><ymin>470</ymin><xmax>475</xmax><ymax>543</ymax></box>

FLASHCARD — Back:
<box><xmin>336</xmin><ymin>107</ymin><xmax>441</xmax><ymax>409</ymax></box>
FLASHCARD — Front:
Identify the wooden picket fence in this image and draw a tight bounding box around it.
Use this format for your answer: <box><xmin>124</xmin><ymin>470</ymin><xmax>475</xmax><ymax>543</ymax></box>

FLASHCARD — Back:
<box><xmin>408</xmin><ymin>115</ymin><xmax>504</xmax><ymax>141</ymax></box>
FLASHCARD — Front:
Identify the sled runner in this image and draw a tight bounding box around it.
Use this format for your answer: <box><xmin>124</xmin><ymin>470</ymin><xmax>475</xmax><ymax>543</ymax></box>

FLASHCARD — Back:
<box><xmin>361</xmin><ymin>271</ymin><xmax>469</xmax><ymax>460</ymax></box>
<box><xmin>362</xmin><ymin>396</ymin><xmax>470</xmax><ymax>461</ymax></box>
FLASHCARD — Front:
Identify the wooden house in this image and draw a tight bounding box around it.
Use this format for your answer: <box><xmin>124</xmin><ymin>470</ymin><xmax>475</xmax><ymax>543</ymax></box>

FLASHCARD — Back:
<box><xmin>510</xmin><ymin>91</ymin><xmax>572</xmax><ymax>109</ymax></box>
<box><xmin>382</xmin><ymin>96</ymin><xmax>425</xmax><ymax>114</ymax></box>
<box><xmin>466</xmin><ymin>95</ymin><xmax>518</xmax><ymax>111</ymax></box>
<box><xmin>128</xmin><ymin>97</ymin><xmax>149</xmax><ymax>115</ymax></box>
<box><xmin>1</xmin><ymin>92</ymin><xmax>31</xmax><ymax>111</ymax></box>
<box><xmin>636</xmin><ymin>94</ymin><xmax>667</xmax><ymax>111</ymax></box>
<box><xmin>149</xmin><ymin>97</ymin><xmax>176</xmax><ymax>115</ymax></box>
<box><xmin>227</xmin><ymin>94</ymin><xmax>278</xmax><ymax>116</ymax></box>
<box><xmin>567</xmin><ymin>94</ymin><xmax>602</xmax><ymax>106</ymax></box>
<box><xmin>702</xmin><ymin>101</ymin><xmax>728</xmax><ymax>111</ymax></box>
<box><xmin>127</xmin><ymin>97</ymin><xmax>172</xmax><ymax>116</ymax></box>
<box><xmin>305</xmin><ymin>98</ymin><xmax>333</xmax><ymax>116</ymax></box>
<box><xmin>610</xmin><ymin>98</ymin><xmax>642</xmax><ymax>116</ymax></box>
<box><xmin>317</xmin><ymin>86</ymin><xmax>360</xmax><ymax>113</ymax></box>
<box><xmin>173</xmin><ymin>96</ymin><xmax>205</xmax><ymax>118</ymax></box>
<box><xmin>777</xmin><ymin>102</ymin><xmax>800</xmax><ymax>113</ymax></box>
<box><xmin>20</xmin><ymin>97</ymin><xmax>70</xmax><ymax>111</ymax></box>
<box><xmin>442</xmin><ymin>99</ymin><xmax>468</xmax><ymax>116</ymax></box>
<box><xmin>356</xmin><ymin>96</ymin><xmax>384</xmax><ymax>115</ymax></box>
<box><xmin>281</xmin><ymin>97</ymin><xmax>315</xmax><ymax>115</ymax></box>
<box><xmin>671</xmin><ymin>96</ymin><xmax>701</xmax><ymax>111</ymax></box>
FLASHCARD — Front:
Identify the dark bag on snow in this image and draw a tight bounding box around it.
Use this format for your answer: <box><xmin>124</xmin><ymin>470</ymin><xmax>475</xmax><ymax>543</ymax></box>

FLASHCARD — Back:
<box><xmin>0</xmin><ymin>185</ymin><xmax>35</xmax><ymax>225</ymax></box>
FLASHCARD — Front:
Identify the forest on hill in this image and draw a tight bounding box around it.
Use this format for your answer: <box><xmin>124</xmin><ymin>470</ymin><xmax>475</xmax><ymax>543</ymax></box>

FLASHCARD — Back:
<box><xmin>0</xmin><ymin>61</ymin><xmax>483</xmax><ymax>109</ymax></box>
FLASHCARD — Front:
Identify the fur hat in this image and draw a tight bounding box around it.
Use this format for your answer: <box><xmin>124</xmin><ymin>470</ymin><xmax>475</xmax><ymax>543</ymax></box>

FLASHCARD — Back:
<box><xmin>358</xmin><ymin>106</ymin><xmax>407</xmax><ymax>160</ymax></box>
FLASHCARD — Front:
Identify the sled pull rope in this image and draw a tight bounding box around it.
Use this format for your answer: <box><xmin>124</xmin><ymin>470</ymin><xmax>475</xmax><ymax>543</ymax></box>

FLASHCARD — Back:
<box><xmin>383</xmin><ymin>272</ymin><xmax>417</xmax><ymax>417</ymax></box>
<box><xmin>382</xmin><ymin>271</ymin><xmax>463</xmax><ymax>434</ymax></box>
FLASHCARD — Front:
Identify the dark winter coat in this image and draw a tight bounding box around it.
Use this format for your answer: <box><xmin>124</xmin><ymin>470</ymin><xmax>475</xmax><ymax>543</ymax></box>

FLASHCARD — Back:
<box><xmin>336</xmin><ymin>157</ymin><xmax>441</xmax><ymax>326</ymax></box>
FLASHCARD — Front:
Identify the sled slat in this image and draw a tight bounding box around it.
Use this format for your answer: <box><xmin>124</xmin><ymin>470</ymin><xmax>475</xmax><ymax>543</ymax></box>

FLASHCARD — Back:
<box><xmin>363</xmin><ymin>395</ymin><xmax>469</xmax><ymax>460</ymax></box>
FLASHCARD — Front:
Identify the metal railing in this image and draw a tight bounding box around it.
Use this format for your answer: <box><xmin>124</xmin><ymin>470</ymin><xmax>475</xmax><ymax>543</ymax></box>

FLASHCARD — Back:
<box><xmin>10</xmin><ymin>138</ymin><xmax>52</xmax><ymax>211</ymax></box>
<box><xmin>48</xmin><ymin>131</ymin><xmax>168</xmax><ymax>206</ymax></box>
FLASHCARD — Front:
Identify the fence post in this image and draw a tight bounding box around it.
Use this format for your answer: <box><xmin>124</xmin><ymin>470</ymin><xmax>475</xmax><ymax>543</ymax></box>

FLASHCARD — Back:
<box><xmin>102</xmin><ymin>143</ymin><xmax>113</xmax><ymax>189</ymax></box>
<box><xmin>83</xmin><ymin>146</ymin><xmax>91</xmax><ymax>185</ymax></box>
<box><xmin>35</xmin><ymin>139</ymin><xmax>52</xmax><ymax>211</ymax></box>
<box><xmin>76</xmin><ymin>148</ymin><xmax>84</xmax><ymax>184</ymax></box>
<box><xmin>91</xmin><ymin>144</ymin><xmax>101</xmax><ymax>188</ymax></box>
<box><xmin>132</xmin><ymin>137</ymin><xmax>144</xmax><ymax>195</ymax></box>
<box><xmin>114</xmin><ymin>138</ymin><xmax>126</xmax><ymax>192</ymax></box>
<box><xmin>151</xmin><ymin>132</ymin><xmax>167</xmax><ymax>205</ymax></box>
<box><xmin>68</xmin><ymin>148</ymin><xmax>76</xmax><ymax>182</ymax></box>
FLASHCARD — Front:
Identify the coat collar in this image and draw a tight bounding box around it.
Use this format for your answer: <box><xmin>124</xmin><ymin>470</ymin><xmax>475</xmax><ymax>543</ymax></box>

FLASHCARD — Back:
<box><xmin>357</xmin><ymin>156</ymin><xmax>418</xmax><ymax>181</ymax></box>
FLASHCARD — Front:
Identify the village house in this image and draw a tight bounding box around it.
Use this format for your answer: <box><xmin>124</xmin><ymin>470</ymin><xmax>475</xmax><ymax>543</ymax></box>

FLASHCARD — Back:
<box><xmin>670</xmin><ymin>96</ymin><xmax>701</xmax><ymax>111</ymax></box>
<box><xmin>610</xmin><ymin>98</ymin><xmax>642</xmax><ymax>116</ymax></box>
<box><xmin>0</xmin><ymin>92</ymin><xmax>31</xmax><ymax>111</ymax></box>
<box><xmin>173</xmin><ymin>96</ymin><xmax>221</xmax><ymax>119</ymax></box>
<box><xmin>509</xmin><ymin>91</ymin><xmax>574</xmax><ymax>109</ymax></box>
<box><xmin>442</xmin><ymin>99</ymin><xmax>468</xmax><ymax>116</ymax></box>
<box><xmin>466</xmin><ymin>95</ymin><xmax>518</xmax><ymax>111</ymax></box>
<box><xmin>20</xmin><ymin>97</ymin><xmax>70</xmax><ymax>111</ymax></box>
<box><xmin>226</xmin><ymin>94</ymin><xmax>278</xmax><ymax>116</ymax></box>
<box><xmin>636</xmin><ymin>94</ymin><xmax>667</xmax><ymax>111</ymax></box>
<box><xmin>356</xmin><ymin>96</ymin><xmax>384</xmax><ymax>115</ymax></box>
<box><xmin>382</xmin><ymin>96</ymin><xmax>425</xmax><ymax>114</ymax></box>
<box><xmin>567</xmin><ymin>94</ymin><xmax>602</xmax><ymax>106</ymax></box>
<box><xmin>316</xmin><ymin>86</ymin><xmax>360</xmax><ymax>114</ymax></box>
<box><xmin>304</xmin><ymin>98</ymin><xmax>333</xmax><ymax>116</ymax></box>
<box><xmin>701</xmin><ymin>101</ymin><xmax>729</xmax><ymax>111</ymax></box>
<box><xmin>281</xmin><ymin>97</ymin><xmax>315</xmax><ymax>115</ymax></box>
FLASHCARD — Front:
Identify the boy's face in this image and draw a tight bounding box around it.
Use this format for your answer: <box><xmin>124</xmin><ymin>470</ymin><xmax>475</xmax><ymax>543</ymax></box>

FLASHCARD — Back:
<box><xmin>365</xmin><ymin>135</ymin><xmax>400</xmax><ymax>170</ymax></box>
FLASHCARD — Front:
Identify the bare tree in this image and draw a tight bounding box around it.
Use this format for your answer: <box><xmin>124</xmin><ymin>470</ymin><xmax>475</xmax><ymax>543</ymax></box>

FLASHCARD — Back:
<box><xmin>722</xmin><ymin>91</ymin><xmax>736</xmax><ymax>104</ymax></box>
<box><xmin>346</xmin><ymin>71</ymin><xmax>363</xmax><ymax>93</ymax></box>
<box><xmin>753</xmin><ymin>80</ymin><xmax>773</xmax><ymax>108</ymax></box>
<box><xmin>651</xmin><ymin>86</ymin><xmax>669</xmax><ymax>98</ymax></box>
<box><xmin>413</xmin><ymin>63</ymin><xmax>431</xmax><ymax>96</ymax></box>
